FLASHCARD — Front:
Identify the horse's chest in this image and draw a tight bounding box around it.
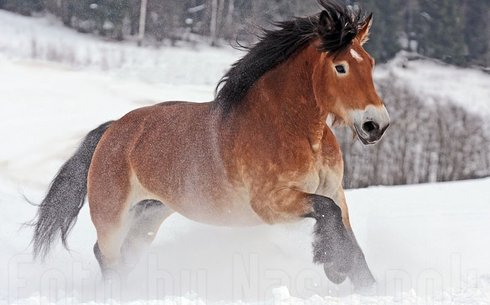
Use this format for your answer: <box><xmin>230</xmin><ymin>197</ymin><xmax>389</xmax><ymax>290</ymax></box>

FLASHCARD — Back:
<box><xmin>315</xmin><ymin>162</ymin><xmax>343</xmax><ymax>197</ymax></box>
<box><xmin>285</xmin><ymin>135</ymin><xmax>343</xmax><ymax>198</ymax></box>
<box><xmin>312</xmin><ymin>141</ymin><xmax>344</xmax><ymax>197</ymax></box>
<box><xmin>289</xmin><ymin>155</ymin><xmax>343</xmax><ymax>198</ymax></box>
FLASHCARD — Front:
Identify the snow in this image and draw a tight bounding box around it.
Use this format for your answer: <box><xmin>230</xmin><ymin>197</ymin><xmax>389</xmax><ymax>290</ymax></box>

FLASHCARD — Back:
<box><xmin>376</xmin><ymin>52</ymin><xmax>490</xmax><ymax>118</ymax></box>
<box><xmin>1</xmin><ymin>9</ymin><xmax>490</xmax><ymax>305</ymax></box>
<box><xmin>0</xmin><ymin>10</ymin><xmax>239</xmax><ymax>85</ymax></box>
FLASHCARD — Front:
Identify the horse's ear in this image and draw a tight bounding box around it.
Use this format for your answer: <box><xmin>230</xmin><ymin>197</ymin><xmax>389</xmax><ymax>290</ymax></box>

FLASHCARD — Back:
<box><xmin>318</xmin><ymin>10</ymin><xmax>333</xmax><ymax>35</ymax></box>
<box><xmin>358</xmin><ymin>13</ymin><xmax>373</xmax><ymax>45</ymax></box>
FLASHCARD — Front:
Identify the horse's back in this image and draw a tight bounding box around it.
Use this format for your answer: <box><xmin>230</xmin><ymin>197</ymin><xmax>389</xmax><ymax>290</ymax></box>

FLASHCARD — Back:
<box><xmin>127</xmin><ymin>101</ymin><xmax>223</xmax><ymax>197</ymax></box>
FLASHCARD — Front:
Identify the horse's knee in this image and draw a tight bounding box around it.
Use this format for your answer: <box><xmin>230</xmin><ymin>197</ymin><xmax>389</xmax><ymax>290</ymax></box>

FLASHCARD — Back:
<box><xmin>309</xmin><ymin>195</ymin><xmax>342</xmax><ymax>221</ymax></box>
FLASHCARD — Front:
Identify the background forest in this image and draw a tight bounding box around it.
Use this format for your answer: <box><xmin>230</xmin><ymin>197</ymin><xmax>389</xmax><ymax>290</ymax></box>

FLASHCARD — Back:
<box><xmin>2</xmin><ymin>0</ymin><xmax>489</xmax><ymax>67</ymax></box>
<box><xmin>1</xmin><ymin>0</ymin><xmax>489</xmax><ymax>188</ymax></box>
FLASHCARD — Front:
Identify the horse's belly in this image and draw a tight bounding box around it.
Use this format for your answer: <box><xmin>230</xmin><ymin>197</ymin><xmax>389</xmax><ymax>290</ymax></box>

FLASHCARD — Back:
<box><xmin>169</xmin><ymin>190</ymin><xmax>264</xmax><ymax>226</ymax></box>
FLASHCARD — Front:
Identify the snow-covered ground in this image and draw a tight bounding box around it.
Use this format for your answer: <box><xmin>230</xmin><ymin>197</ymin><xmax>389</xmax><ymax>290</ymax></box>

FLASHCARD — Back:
<box><xmin>1</xmin><ymin>10</ymin><xmax>490</xmax><ymax>305</ymax></box>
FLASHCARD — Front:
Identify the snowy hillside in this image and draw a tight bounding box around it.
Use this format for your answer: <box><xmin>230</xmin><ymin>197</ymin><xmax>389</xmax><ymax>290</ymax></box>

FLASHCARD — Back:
<box><xmin>376</xmin><ymin>52</ymin><xmax>490</xmax><ymax>119</ymax></box>
<box><xmin>1</xmin><ymin>9</ymin><xmax>489</xmax><ymax>120</ymax></box>
<box><xmin>1</xmin><ymin>10</ymin><xmax>490</xmax><ymax>305</ymax></box>
<box><xmin>0</xmin><ymin>10</ymin><xmax>239</xmax><ymax>86</ymax></box>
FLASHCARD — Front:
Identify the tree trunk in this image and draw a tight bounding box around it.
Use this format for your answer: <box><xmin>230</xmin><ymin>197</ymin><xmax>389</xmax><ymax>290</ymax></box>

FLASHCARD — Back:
<box><xmin>225</xmin><ymin>0</ymin><xmax>234</xmax><ymax>37</ymax></box>
<box><xmin>138</xmin><ymin>0</ymin><xmax>148</xmax><ymax>46</ymax></box>
<box><xmin>210</xmin><ymin>0</ymin><xmax>218</xmax><ymax>46</ymax></box>
<box><xmin>486</xmin><ymin>10</ymin><xmax>490</xmax><ymax>66</ymax></box>
<box><xmin>216</xmin><ymin>0</ymin><xmax>225</xmax><ymax>38</ymax></box>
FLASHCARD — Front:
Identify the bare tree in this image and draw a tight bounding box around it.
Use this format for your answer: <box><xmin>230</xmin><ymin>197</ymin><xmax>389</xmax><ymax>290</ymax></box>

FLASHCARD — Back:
<box><xmin>138</xmin><ymin>0</ymin><xmax>148</xmax><ymax>46</ymax></box>
<box><xmin>224</xmin><ymin>0</ymin><xmax>235</xmax><ymax>39</ymax></box>
<box><xmin>210</xmin><ymin>0</ymin><xmax>218</xmax><ymax>46</ymax></box>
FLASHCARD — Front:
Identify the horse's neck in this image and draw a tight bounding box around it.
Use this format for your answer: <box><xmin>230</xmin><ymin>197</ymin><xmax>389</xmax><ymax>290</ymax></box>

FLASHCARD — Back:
<box><xmin>238</xmin><ymin>44</ymin><xmax>327</xmax><ymax>147</ymax></box>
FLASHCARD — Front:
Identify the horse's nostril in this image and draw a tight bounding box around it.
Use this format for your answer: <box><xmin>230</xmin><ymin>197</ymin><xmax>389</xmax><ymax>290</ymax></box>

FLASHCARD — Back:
<box><xmin>362</xmin><ymin>121</ymin><xmax>379</xmax><ymax>133</ymax></box>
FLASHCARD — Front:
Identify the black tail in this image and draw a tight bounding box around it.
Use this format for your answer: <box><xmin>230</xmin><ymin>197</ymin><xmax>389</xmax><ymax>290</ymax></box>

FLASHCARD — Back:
<box><xmin>31</xmin><ymin>121</ymin><xmax>113</xmax><ymax>260</ymax></box>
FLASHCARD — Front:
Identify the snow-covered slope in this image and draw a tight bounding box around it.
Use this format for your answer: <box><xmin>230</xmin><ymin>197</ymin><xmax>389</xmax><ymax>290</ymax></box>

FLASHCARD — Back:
<box><xmin>1</xmin><ymin>10</ymin><xmax>490</xmax><ymax>305</ymax></box>
<box><xmin>1</xmin><ymin>9</ymin><xmax>489</xmax><ymax>121</ymax></box>
<box><xmin>0</xmin><ymin>10</ymin><xmax>239</xmax><ymax>86</ymax></box>
<box><xmin>376</xmin><ymin>52</ymin><xmax>490</xmax><ymax>118</ymax></box>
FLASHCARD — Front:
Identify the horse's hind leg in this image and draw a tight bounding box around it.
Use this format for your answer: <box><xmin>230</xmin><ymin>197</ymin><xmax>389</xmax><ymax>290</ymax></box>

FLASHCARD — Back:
<box><xmin>91</xmin><ymin>197</ymin><xmax>132</xmax><ymax>278</ymax></box>
<box><xmin>88</xmin><ymin>157</ymin><xmax>134</xmax><ymax>278</ymax></box>
<box><xmin>91</xmin><ymin>197</ymin><xmax>172</xmax><ymax>278</ymax></box>
<box><xmin>121</xmin><ymin>200</ymin><xmax>173</xmax><ymax>267</ymax></box>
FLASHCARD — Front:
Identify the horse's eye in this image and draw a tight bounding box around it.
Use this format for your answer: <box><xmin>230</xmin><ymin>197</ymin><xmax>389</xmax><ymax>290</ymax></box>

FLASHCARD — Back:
<box><xmin>335</xmin><ymin>65</ymin><xmax>346</xmax><ymax>74</ymax></box>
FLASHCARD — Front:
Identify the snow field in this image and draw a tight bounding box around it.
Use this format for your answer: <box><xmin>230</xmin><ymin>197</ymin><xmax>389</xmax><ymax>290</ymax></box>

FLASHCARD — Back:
<box><xmin>0</xmin><ymin>9</ymin><xmax>489</xmax><ymax>305</ymax></box>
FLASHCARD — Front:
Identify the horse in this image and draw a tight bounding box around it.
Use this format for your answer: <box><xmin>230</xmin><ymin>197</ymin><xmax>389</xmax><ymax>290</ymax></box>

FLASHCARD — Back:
<box><xmin>31</xmin><ymin>0</ymin><xmax>390</xmax><ymax>290</ymax></box>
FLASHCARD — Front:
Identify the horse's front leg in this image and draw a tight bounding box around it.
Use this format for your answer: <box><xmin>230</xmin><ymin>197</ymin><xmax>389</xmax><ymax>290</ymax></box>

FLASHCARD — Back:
<box><xmin>331</xmin><ymin>187</ymin><xmax>376</xmax><ymax>288</ymax></box>
<box><xmin>251</xmin><ymin>189</ymin><xmax>374</xmax><ymax>289</ymax></box>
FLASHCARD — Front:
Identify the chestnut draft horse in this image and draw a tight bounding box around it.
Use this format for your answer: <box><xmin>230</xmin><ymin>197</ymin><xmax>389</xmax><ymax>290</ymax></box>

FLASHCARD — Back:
<box><xmin>32</xmin><ymin>0</ymin><xmax>389</xmax><ymax>289</ymax></box>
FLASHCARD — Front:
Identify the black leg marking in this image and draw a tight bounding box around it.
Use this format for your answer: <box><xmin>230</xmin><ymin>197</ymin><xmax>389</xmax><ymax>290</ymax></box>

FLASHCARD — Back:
<box><xmin>346</xmin><ymin>230</ymin><xmax>376</xmax><ymax>288</ymax></box>
<box><xmin>309</xmin><ymin>195</ymin><xmax>355</xmax><ymax>284</ymax></box>
<box><xmin>93</xmin><ymin>241</ymin><xmax>111</xmax><ymax>276</ymax></box>
<box><xmin>307</xmin><ymin>195</ymin><xmax>369</xmax><ymax>286</ymax></box>
<box><xmin>121</xmin><ymin>200</ymin><xmax>169</xmax><ymax>267</ymax></box>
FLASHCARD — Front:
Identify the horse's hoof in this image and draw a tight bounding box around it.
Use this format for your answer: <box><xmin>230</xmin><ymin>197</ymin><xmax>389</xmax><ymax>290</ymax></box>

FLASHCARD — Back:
<box><xmin>349</xmin><ymin>268</ymin><xmax>376</xmax><ymax>290</ymax></box>
<box><xmin>324</xmin><ymin>263</ymin><xmax>348</xmax><ymax>284</ymax></box>
<box><xmin>354</xmin><ymin>281</ymin><xmax>377</xmax><ymax>296</ymax></box>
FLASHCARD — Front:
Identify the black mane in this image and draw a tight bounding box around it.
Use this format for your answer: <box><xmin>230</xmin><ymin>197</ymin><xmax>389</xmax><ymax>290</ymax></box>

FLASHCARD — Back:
<box><xmin>215</xmin><ymin>0</ymin><xmax>366</xmax><ymax>113</ymax></box>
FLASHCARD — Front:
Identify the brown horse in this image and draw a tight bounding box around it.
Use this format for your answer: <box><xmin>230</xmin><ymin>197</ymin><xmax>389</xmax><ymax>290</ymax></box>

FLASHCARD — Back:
<box><xmin>32</xmin><ymin>0</ymin><xmax>389</xmax><ymax>289</ymax></box>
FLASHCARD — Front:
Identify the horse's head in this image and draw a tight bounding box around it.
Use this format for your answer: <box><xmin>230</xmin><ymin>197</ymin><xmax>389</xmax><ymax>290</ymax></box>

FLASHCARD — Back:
<box><xmin>312</xmin><ymin>4</ymin><xmax>390</xmax><ymax>145</ymax></box>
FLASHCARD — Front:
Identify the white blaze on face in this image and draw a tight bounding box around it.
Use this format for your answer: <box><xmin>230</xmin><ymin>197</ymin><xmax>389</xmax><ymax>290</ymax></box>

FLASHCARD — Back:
<box><xmin>350</xmin><ymin>49</ymin><xmax>363</xmax><ymax>62</ymax></box>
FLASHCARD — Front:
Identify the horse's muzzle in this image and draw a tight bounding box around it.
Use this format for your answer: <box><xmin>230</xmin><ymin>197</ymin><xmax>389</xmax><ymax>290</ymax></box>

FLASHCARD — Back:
<box><xmin>355</xmin><ymin>121</ymin><xmax>389</xmax><ymax>145</ymax></box>
<box><xmin>353</xmin><ymin>105</ymin><xmax>390</xmax><ymax>145</ymax></box>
